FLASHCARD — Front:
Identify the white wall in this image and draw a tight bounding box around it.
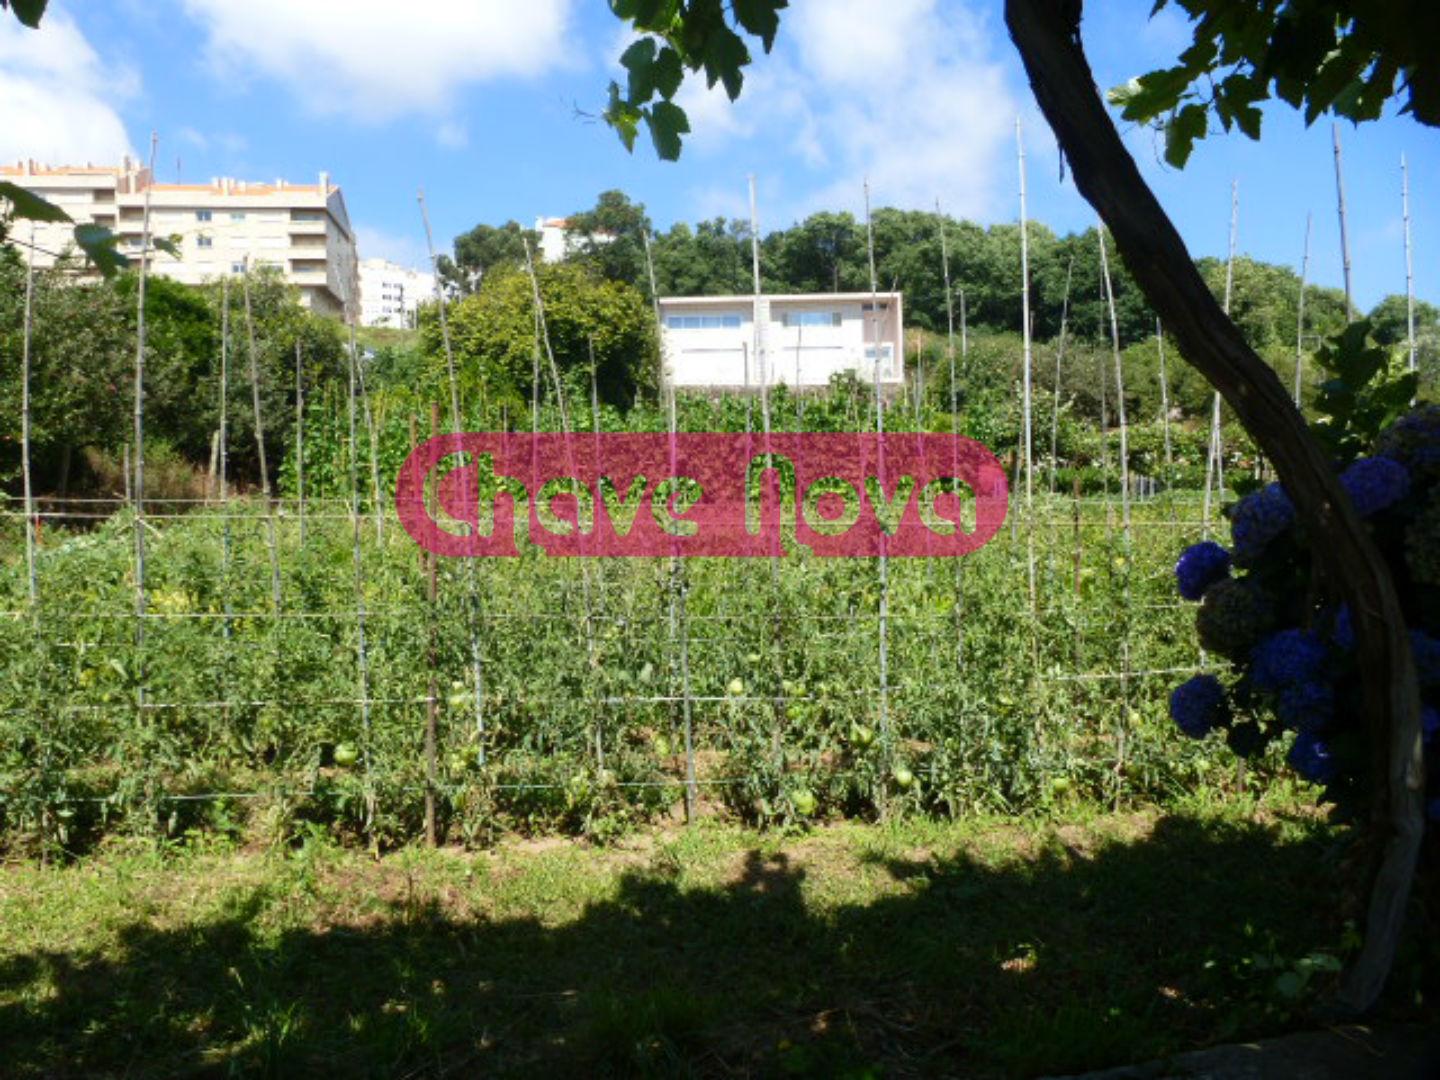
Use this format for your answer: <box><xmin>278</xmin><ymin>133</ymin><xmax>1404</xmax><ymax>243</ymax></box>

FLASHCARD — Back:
<box><xmin>659</xmin><ymin>294</ymin><xmax>903</xmax><ymax>389</ymax></box>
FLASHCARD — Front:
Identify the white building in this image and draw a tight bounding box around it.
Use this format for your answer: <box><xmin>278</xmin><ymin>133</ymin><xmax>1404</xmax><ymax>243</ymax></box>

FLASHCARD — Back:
<box><xmin>1</xmin><ymin>157</ymin><xmax>359</xmax><ymax>320</ymax></box>
<box><xmin>534</xmin><ymin>216</ymin><xmax>571</xmax><ymax>263</ymax></box>
<box><xmin>657</xmin><ymin>292</ymin><xmax>905</xmax><ymax>391</ymax></box>
<box><xmin>358</xmin><ymin>257</ymin><xmax>435</xmax><ymax>328</ymax></box>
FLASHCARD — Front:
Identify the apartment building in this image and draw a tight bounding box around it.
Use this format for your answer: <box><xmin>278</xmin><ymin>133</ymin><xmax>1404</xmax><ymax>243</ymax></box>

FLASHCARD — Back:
<box><xmin>657</xmin><ymin>292</ymin><xmax>905</xmax><ymax>391</ymax></box>
<box><xmin>1</xmin><ymin>157</ymin><xmax>359</xmax><ymax>320</ymax></box>
<box><xmin>358</xmin><ymin>257</ymin><xmax>435</xmax><ymax>328</ymax></box>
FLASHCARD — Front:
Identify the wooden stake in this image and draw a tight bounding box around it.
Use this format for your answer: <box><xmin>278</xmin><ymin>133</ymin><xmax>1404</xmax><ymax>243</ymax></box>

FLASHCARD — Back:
<box><xmin>1295</xmin><ymin>212</ymin><xmax>1312</xmax><ymax>407</ymax></box>
<box><xmin>1098</xmin><ymin>224</ymin><xmax>1131</xmax><ymax>534</ymax></box>
<box><xmin>1334</xmin><ymin>123</ymin><xmax>1355</xmax><ymax>321</ymax></box>
<box><xmin>1402</xmin><ymin>154</ymin><xmax>1417</xmax><ymax>375</ymax></box>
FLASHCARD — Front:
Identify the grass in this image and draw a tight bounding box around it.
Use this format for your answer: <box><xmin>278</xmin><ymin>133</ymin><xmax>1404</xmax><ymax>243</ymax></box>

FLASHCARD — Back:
<box><xmin>0</xmin><ymin>794</ymin><xmax>1373</xmax><ymax>1078</ymax></box>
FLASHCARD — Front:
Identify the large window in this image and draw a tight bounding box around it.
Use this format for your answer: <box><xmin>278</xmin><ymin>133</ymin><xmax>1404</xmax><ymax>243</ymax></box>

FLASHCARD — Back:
<box><xmin>665</xmin><ymin>313</ymin><xmax>743</xmax><ymax>330</ymax></box>
<box><xmin>782</xmin><ymin>311</ymin><xmax>842</xmax><ymax>328</ymax></box>
<box><xmin>195</xmin><ymin>210</ymin><xmax>212</xmax><ymax>222</ymax></box>
<box><xmin>196</xmin><ymin>235</ymin><xmax>213</xmax><ymax>249</ymax></box>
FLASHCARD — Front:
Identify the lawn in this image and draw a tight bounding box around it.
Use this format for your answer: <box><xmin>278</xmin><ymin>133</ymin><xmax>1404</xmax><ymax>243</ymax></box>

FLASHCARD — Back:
<box><xmin>0</xmin><ymin>794</ymin><xmax>1358</xmax><ymax>1078</ymax></box>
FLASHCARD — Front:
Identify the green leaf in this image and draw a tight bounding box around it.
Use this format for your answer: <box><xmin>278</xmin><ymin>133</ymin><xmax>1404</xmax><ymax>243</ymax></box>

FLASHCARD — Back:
<box><xmin>701</xmin><ymin>24</ymin><xmax>749</xmax><ymax>100</ymax></box>
<box><xmin>733</xmin><ymin>0</ymin><xmax>785</xmax><ymax>52</ymax></box>
<box><xmin>0</xmin><ymin>181</ymin><xmax>72</xmax><ymax>224</ymax></box>
<box><xmin>1164</xmin><ymin>103</ymin><xmax>1208</xmax><ymax>168</ymax></box>
<box><xmin>603</xmin><ymin>81</ymin><xmax>643</xmax><ymax>153</ymax></box>
<box><xmin>152</xmin><ymin>235</ymin><xmax>182</xmax><ymax>259</ymax></box>
<box><xmin>620</xmin><ymin>37</ymin><xmax>658</xmax><ymax>103</ymax></box>
<box><xmin>3</xmin><ymin>0</ymin><xmax>47</xmax><ymax>29</ymax></box>
<box><xmin>652</xmin><ymin>45</ymin><xmax>684</xmax><ymax>100</ymax></box>
<box><xmin>646</xmin><ymin>100</ymin><xmax>690</xmax><ymax>161</ymax></box>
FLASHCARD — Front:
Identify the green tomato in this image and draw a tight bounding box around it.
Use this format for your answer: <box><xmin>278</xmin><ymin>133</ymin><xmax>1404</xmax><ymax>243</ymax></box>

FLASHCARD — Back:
<box><xmin>848</xmin><ymin>723</ymin><xmax>875</xmax><ymax>749</ymax></box>
<box><xmin>790</xmin><ymin>788</ymin><xmax>817</xmax><ymax>816</ymax></box>
<box><xmin>746</xmin><ymin>652</ymin><xmax>763</xmax><ymax>666</ymax></box>
<box><xmin>1051</xmin><ymin>776</ymin><xmax>1072</xmax><ymax>795</ymax></box>
<box><xmin>891</xmin><ymin>765</ymin><xmax>914</xmax><ymax>790</ymax></box>
<box><xmin>726</xmin><ymin>677</ymin><xmax>746</xmax><ymax>697</ymax></box>
<box><xmin>333</xmin><ymin>742</ymin><xmax>358</xmax><ymax>768</ymax></box>
<box><xmin>653</xmin><ymin>733</ymin><xmax>671</xmax><ymax>757</ymax></box>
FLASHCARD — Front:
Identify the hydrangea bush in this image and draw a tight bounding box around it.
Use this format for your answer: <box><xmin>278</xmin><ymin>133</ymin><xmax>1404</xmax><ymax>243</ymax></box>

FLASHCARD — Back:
<box><xmin>1168</xmin><ymin>325</ymin><xmax>1437</xmax><ymax>827</ymax></box>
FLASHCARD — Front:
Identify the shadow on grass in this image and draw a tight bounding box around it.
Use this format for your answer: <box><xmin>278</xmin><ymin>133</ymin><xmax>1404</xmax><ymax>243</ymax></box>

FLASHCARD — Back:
<box><xmin>0</xmin><ymin>813</ymin><xmax>1377</xmax><ymax>1078</ymax></box>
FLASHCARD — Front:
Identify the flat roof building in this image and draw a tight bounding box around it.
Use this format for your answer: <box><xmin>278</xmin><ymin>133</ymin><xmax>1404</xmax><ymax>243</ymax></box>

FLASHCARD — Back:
<box><xmin>657</xmin><ymin>292</ymin><xmax>904</xmax><ymax>391</ymax></box>
<box><xmin>1</xmin><ymin>158</ymin><xmax>359</xmax><ymax>320</ymax></box>
<box><xmin>359</xmin><ymin>257</ymin><xmax>435</xmax><ymax>328</ymax></box>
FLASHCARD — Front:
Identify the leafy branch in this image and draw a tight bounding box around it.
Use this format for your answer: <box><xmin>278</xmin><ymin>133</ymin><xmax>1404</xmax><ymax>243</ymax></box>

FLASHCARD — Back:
<box><xmin>1106</xmin><ymin>0</ymin><xmax>1439</xmax><ymax>168</ymax></box>
<box><xmin>604</xmin><ymin>0</ymin><xmax>787</xmax><ymax>160</ymax></box>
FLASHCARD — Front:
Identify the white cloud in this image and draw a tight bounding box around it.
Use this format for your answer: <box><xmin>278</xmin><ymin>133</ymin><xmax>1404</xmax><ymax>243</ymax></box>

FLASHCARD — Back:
<box><xmin>435</xmin><ymin>121</ymin><xmax>469</xmax><ymax>150</ymax></box>
<box><xmin>181</xmin><ymin>0</ymin><xmax>576</xmax><ymax>121</ymax></box>
<box><xmin>0</xmin><ymin>11</ymin><xmax>136</xmax><ymax>165</ymax></box>
<box><xmin>676</xmin><ymin>0</ymin><xmax>1018</xmax><ymax>222</ymax></box>
<box><xmin>176</xmin><ymin>126</ymin><xmax>248</xmax><ymax>155</ymax></box>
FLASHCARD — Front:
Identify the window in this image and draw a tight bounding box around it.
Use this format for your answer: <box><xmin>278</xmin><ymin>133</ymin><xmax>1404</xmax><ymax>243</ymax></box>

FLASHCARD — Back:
<box><xmin>231</xmin><ymin>262</ymin><xmax>246</xmax><ymax>274</ymax></box>
<box><xmin>196</xmin><ymin>210</ymin><xmax>212</xmax><ymax>222</ymax></box>
<box><xmin>782</xmin><ymin>311</ymin><xmax>841</xmax><ymax>328</ymax></box>
<box><xmin>291</xmin><ymin>210</ymin><xmax>324</xmax><ymax>222</ymax></box>
<box><xmin>664</xmin><ymin>314</ymin><xmax>743</xmax><ymax>330</ymax></box>
<box><xmin>230</xmin><ymin>211</ymin><xmax>246</xmax><ymax>222</ymax></box>
<box><xmin>197</xmin><ymin>234</ymin><xmax>213</xmax><ymax>249</ymax></box>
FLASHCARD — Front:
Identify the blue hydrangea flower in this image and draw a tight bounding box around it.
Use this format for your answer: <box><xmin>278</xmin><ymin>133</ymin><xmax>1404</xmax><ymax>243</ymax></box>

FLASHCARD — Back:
<box><xmin>1339</xmin><ymin>456</ymin><xmax>1411</xmax><ymax>517</ymax></box>
<box><xmin>1288</xmin><ymin>731</ymin><xmax>1338</xmax><ymax>785</ymax></box>
<box><xmin>1411</xmin><ymin>630</ymin><xmax>1440</xmax><ymax>688</ymax></box>
<box><xmin>1276</xmin><ymin>681</ymin><xmax>1335</xmax><ymax>733</ymax></box>
<box><xmin>1250</xmin><ymin>629</ymin><xmax>1328</xmax><ymax>692</ymax></box>
<box><xmin>1169</xmin><ymin>674</ymin><xmax>1228</xmax><ymax>739</ymax></box>
<box><xmin>1175</xmin><ymin>541</ymin><xmax>1232</xmax><ymax>601</ymax></box>
<box><xmin>1377</xmin><ymin>405</ymin><xmax>1440</xmax><ymax>484</ymax></box>
<box><xmin>1231</xmin><ymin>483</ymin><xmax>1294</xmax><ymax>567</ymax></box>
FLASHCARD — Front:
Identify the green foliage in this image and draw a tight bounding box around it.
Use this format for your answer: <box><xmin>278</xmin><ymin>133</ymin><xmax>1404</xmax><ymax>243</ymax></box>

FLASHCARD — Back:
<box><xmin>1310</xmin><ymin>320</ymin><xmax>1419</xmax><ymax>463</ymax></box>
<box><xmin>438</xmin><ymin>220</ymin><xmax>538</xmax><ymax>295</ymax></box>
<box><xmin>420</xmin><ymin>261</ymin><xmax>658</xmax><ymax>410</ymax></box>
<box><xmin>605</xmin><ymin>0</ymin><xmax>787</xmax><ymax>160</ymax></box>
<box><xmin>1108</xmin><ymin>1</ymin><xmax>1440</xmax><ymax>168</ymax></box>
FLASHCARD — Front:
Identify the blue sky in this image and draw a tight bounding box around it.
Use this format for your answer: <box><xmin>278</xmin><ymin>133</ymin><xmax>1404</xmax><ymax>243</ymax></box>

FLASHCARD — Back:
<box><xmin>3</xmin><ymin>0</ymin><xmax>1436</xmax><ymax>312</ymax></box>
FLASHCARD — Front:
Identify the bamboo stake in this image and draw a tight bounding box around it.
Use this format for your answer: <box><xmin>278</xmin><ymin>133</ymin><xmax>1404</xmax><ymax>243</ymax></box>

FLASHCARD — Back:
<box><xmin>345</xmin><ymin>311</ymin><xmax>376</xmax><ymax>848</ymax></box>
<box><xmin>1294</xmin><ymin>212</ymin><xmax>1312</xmax><ymax>407</ymax></box>
<box><xmin>1334</xmin><ymin>123</ymin><xmax>1355</xmax><ymax>320</ymax></box>
<box><xmin>423</xmin><ymin>403</ymin><xmax>440</xmax><ymax>847</ymax></box>
<box><xmin>645</xmin><ymin>233</ymin><xmax>697</xmax><ymax>822</ymax></box>
<box><xmin>1156</xmin><ymin>320</ymin><xmax>1174</xmax><ymax>493</ymax></box>
<box><xmin>20</xmin><ymin>226</ymin><xmax>38</xmax><ymax>605</ymax></box>
<box><xmin>1203</xmin><ymin>180</ymin><xmax>1238</xmax><ymax>537</ymax></box>
<box><xmin>1097</xmin><ymin>223</ymin><xmax>1131</xmax><ymax>534</ymax></box>
<box><xmin>133</xmin><ymin>133</ymin><xmax>158</xmax><ymax>633</ymax></box>
<box><xmin>240</xmin><ymin>260</ymin><xmax>283</xmax><ymax>615</ymax></box>
<box><xmin>419</xmin><ymin>190</ymin><xmax>487</xmax><ymax>760</ymax></box>
<box><xmin>1403</xmin><ymin>154</ymin><xmax>1417</xmax><ymax>375</ymax></box>
<box><xmin>1050</xmin><ymin>256</ymin><xmax>1074</xmax><ymax>494</ymax></box>
<box><xmin>864</xmin><ymin>180</ymin><xmax>893</xmax><ymax>792</ymax></box>
<box><xmin>1017</xmin><ymin>118</ymin><xmax>1037</xmax><ymax>610</ymax></box>
<box><xmin>937</xmin><ymin>203</ymin><xmax>966</xmax><ymax>672</ymax></box>
<box><xmin>295</xmin><ymin>340</ymin><xmax>307</xmax><ymax>545</ymax></box>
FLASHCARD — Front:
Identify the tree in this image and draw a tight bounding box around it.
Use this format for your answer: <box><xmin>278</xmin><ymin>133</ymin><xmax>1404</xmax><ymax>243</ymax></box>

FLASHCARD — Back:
<box><xmin>420</xmin><ymin>262</ymin><xmax>657</xmax><ymax>413</ymax></box>
<box><xmin>563</xmin><ymin>190</ymin><xmax>655</xmax><ymax>292</ymax></box>
<box><xmin>439</xmin><ymin>220</ymin><xmax>539</xmax><ymax>296</ymax></box>
<box><xmin>604</xmin><ymin>0</ymin><xmax>1428</xmax><ymax>1016</ymax></box>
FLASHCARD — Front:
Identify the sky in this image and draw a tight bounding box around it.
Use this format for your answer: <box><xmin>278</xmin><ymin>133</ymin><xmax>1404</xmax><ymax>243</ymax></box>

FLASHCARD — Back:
<box><xmin>2</xmin><ymin>0</ymin><xmax>1436</xmax><ymax>312</ymax></box>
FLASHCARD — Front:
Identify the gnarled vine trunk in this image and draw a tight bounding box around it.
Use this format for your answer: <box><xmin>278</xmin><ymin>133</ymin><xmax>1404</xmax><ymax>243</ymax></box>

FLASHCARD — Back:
<box><xmin>1003</xmin><ymin>0</ymin><xmax>1425</xmax><ymax>1013</ymax></box>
